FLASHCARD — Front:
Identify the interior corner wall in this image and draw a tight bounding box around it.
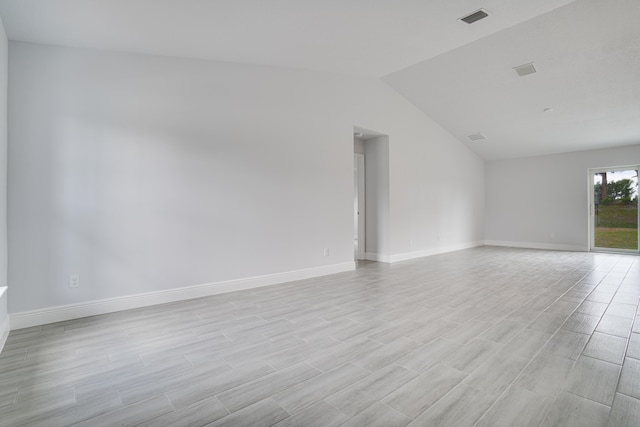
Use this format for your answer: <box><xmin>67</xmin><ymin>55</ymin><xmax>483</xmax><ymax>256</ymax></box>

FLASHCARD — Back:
<box><xmin>8</xmin><ymin>41</ymin><xmax>485</xmax><ymax>315</ymax></box>
<box><xmin>485</xmin><ymin>144</ymin><xmax>640</xmax><ymax>250</ymax></box>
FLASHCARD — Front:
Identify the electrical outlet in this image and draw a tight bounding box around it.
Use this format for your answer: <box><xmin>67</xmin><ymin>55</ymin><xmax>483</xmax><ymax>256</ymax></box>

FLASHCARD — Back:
<box><xmin>69</xmin><ymin>274</ymin><xmax>80</xmax><ymax>288</ymax></box>
<box><xmin>323</xmin><ymin>248</ymin><xmax>329</xmax><ymax>256</ymax></box>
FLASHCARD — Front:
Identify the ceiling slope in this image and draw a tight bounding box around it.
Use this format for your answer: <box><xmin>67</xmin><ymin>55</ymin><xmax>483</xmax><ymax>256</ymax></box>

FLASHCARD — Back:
<box><xmin>0</xmin><ymin>0</ymin><xmax>576</xmax><ymax>77</ymax></box>
<box><xmin>384</xmin><ymin>0</ymin><xmax>640</xmax><ymax>160</ymax></box>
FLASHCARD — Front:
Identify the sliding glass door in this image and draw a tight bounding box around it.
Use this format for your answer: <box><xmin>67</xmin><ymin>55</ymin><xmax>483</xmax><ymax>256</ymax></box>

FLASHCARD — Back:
<box><xmin>590</xmin><ymin>166</ymin><xmax>639</xmax><ymax>252</ymax></box>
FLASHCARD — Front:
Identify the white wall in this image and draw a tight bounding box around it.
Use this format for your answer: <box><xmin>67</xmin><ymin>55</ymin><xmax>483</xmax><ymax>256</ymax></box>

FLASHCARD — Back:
<box><xmin>485</xmin><ymin>144</ymin><xmax>640</xmax><ymax>250</ymax></box>
<box><xmin>8</xmin><ymin>42</ymin><xmax>485</xmax><ymax>315</ymax></box>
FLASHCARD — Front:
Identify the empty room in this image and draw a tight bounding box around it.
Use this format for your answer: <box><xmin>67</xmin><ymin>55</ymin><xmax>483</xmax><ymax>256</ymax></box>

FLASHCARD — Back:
<box><xmin>1</xmin><ymin>0</ymin><xmax>640</xmax><ymax>426</ymax></box>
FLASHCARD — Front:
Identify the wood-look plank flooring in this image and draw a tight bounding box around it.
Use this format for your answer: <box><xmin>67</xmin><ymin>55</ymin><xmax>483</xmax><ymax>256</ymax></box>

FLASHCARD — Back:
<box><xmin>1</xmin><ymin>246</ymin><xmax>640</xmax><ymax>426</ymax></box>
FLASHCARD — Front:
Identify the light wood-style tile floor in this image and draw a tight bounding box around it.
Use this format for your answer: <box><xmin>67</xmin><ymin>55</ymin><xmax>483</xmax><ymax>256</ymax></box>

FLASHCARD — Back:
<box><xmin>1</xmin><ymin>246</ymin><xmax>640</xmax><ymax>426</ymax></box>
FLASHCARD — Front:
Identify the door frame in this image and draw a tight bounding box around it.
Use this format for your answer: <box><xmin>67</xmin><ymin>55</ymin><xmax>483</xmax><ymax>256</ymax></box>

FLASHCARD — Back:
<box><xmin>588</xmin><ymin>165</ymin><xmax>640</xmax><ymax>253</ymax></box>
<box><xmin>354</xmin><ymin>153</ymin><xmax>366</xmax><ymax>260</ymax></box>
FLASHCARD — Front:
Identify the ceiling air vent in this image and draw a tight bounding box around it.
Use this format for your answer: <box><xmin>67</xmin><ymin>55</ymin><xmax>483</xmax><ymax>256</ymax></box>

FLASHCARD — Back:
<box><xmin>460</xmin><ymin>9</ymin><xmax>489</xmax><ymax>24</ymax></box>
<box><xmin>514</xmin><ymin>63</ymin><xmax>537</xmax><ymax>77</ymax></box>
<box><xmin>467</xmin><ymin>132</ymin><xmax>487</xmax><ymax>142</ymax></box>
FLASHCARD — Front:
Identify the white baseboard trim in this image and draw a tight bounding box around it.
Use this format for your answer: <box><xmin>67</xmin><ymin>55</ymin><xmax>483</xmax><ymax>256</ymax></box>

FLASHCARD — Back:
<box><xmin>389</xmin><ymin>241</ymin><xmax>485</xmax><ymax>263</ymax></box>
<box><xmin>0</xmin><ymin>286</ymin><xmax>7</xmax><ymax>353</ymax></box>
<box><xmin>365</xmin><ymin>252</ymin><xmax>390</xmax><ymax>263</ymax></box>
<box><xmin>0</xmin><ymin>315</ymin><xmax>8</xmax><ymax>354</ymax></box>
<box><xmin>484</xmin><ymin>240</ymin><xmax>588</xmax><ymax>252</ymax></box>
<box><xmin>10</xmin><ymin>262</ymin><xmax>356</xmax><ymax>330</ymax></box>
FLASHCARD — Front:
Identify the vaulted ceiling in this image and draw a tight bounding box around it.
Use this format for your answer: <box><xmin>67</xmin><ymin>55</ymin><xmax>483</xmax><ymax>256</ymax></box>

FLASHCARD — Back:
<box><xmin>384</xmin><ymin>0</ymin><xmax>640</xmax><ymax>160</ymax></box>
<box><xmin>0</xmin><ymin>0</ymin><xmax>638</xmax><ymax>160</ymax></box>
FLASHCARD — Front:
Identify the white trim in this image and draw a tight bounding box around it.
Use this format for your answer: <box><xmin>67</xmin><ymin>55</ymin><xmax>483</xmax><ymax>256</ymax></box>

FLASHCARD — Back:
<box><xmin>0</xmin><ymin>287</ymin><xmax>8</xmax><ymax>353</ymax></box>
<box><xmin>0</xmin><ymin>315</ymin><xmax>8</xmax><ymax>353</ymax></box>
<box><xmin>365</xmin><ymin>252</ymin><xmax>390</xmax><ymax>263</ymax></box>
<box><xmin>389</xmin><ymin>241</ymin><xmax>485</xmax><ymax>263</ymax></box>
<box><xmin>354</xmin><ymin>153</ymin><xmax>366</xmax><ymax>260</ymax></box>
<box><xmin>484</xmin><ymin>240</ymin><xmax>587</xmax><ymax>252</ymax></box>
<box><xmin>10</xmin><ymin>262</ymin><xmax>355</xmax><ymax>330</ymax></box>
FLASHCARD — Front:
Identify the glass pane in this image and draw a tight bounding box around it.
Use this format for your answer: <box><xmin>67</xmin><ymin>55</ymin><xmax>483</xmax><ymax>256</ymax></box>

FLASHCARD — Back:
<box><xmin>594</xmin><ymin>169</ymin><xmax>638</xmax><ymax>250</ymax></box>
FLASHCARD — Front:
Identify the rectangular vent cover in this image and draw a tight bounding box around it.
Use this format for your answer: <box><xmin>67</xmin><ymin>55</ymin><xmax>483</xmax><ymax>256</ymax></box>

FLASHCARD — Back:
<box><xmin>514</xmin><ymin>63</ymin><xmax>537</xmax><ymax>77</ymax></box>
<box><xmin>460</xmin><ymin>9</ymin><xmax>489</xmax><ymax>24</ymax></box>
<box><xmin>467</xmin><ymin>132</ymin><xmax>487</xmax><ymax>141</ymax></box>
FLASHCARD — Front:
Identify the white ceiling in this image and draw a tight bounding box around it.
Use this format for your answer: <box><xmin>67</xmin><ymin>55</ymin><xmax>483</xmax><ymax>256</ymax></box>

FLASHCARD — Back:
<box><xmin>384</xmin><ymin>0</ymin><xmax>640</xmax><ymax>160</ymax></box>
<box><xmin>0</xmin><ymin>0</ymin><xmax>638</xmax><ymax>160</ymax></box>
<box><xmin>0</xmin><ymin>0</ymin><xmax>576</xmax><ymax>77</ymax></box>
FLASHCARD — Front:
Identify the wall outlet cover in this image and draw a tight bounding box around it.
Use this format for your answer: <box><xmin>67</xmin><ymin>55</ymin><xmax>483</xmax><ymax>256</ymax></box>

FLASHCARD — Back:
<box><xmin>69</xmin><ymin>275</ymin><xmax>80</xmax><ymax>288</ymax></box>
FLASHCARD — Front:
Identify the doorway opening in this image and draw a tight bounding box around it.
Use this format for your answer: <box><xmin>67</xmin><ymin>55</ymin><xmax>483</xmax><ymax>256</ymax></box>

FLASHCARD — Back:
<box><xmin>353</xmin><ymin>126</ymin><xmax>390</xmax><ymax>263</ymax></box>
<box><xmin>589</xmin><ymin>166</ymin><xmax>639</xmax><ymax>253</ymax></box>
